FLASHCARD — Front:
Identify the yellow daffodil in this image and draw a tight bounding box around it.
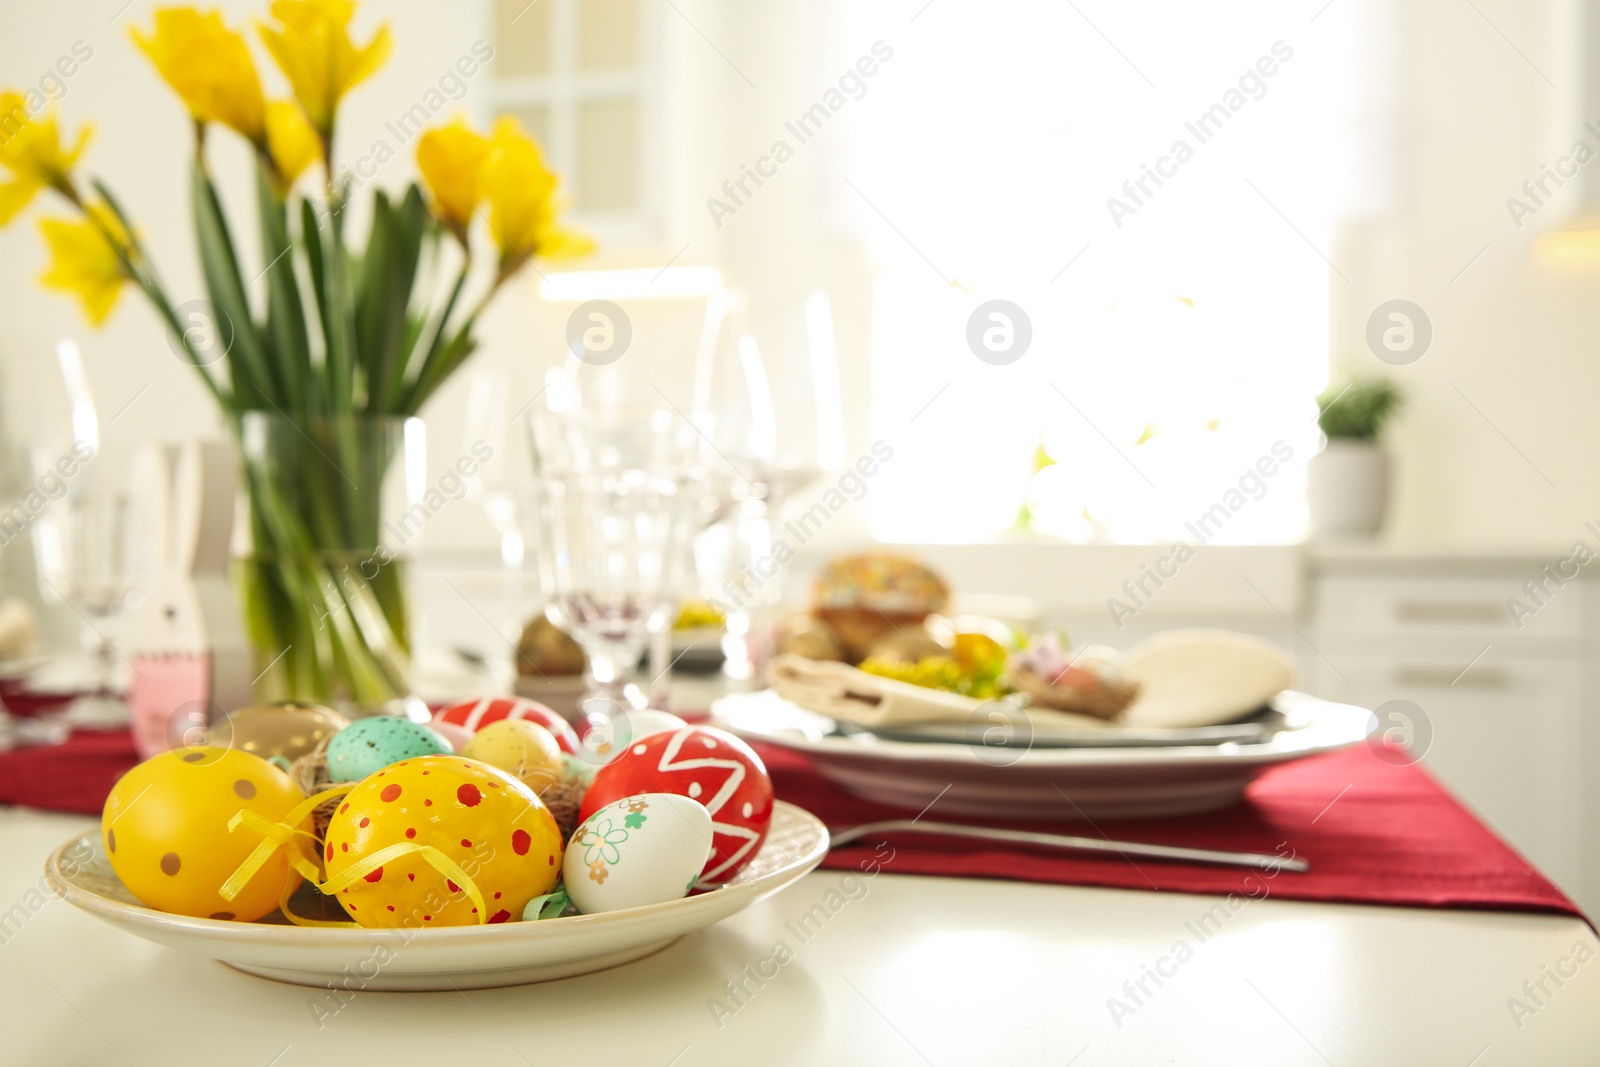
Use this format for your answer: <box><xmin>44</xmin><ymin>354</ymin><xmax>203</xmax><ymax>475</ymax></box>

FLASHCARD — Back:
<box><xmin>0</xmin><ymin>91</ymin><xmax>91</xmax><ymax>225</ymax></box>
<box><xmin>415</xmin><ymin>118</ymin><xmax>489</xmax><ymax>233</ymax></box>
<box><xmin>479</xmin><ymin>117</ymin><xmax>592</xmax><ymax>265</ymax></box>
<box><xmin>38</xmin><ymin>204</ymin><xmax>133</xmax><ymax>325</ymax></box>
<box><xmin>266</xmin><ymin>100</ymin><xmax>319</xmax><ymax>183</ymax></box>
<box><xmin>131</xmin><ymin>8</ymin><xmax>267</xmax><ymax>143</ymax></box>
<box><xmin>258</xmin><ymin>0</ymin><xmax>391</xmax><ymax>138</ymax></box>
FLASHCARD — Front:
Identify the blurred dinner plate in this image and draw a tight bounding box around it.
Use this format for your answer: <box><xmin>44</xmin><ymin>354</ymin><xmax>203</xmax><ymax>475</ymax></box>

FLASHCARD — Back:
<box><xmin>713</xmin><ymin>690</ymin><xmax>1375</xmax><ymax>820</ymax></box>
<box><xmin>858</xmin><ymin>710</ymin><xmax>1284</xmax><ymax>748</ymax></box>
<box><xmin>0</xmin><ymin>653</ymin><xmax>50</xmax><ymax>682</ymax></box>
<box><xmin>45</xmin><ymin>801</ymin><xmax>827</xmax><ymax>991</ymax></box>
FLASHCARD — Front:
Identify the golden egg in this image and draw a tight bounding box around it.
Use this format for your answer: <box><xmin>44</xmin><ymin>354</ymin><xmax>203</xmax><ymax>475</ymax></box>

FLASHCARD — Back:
<box><xmin>223</xmin><ymin>701</ymin><xmax>349</xmax><ymax>765</ymax></box>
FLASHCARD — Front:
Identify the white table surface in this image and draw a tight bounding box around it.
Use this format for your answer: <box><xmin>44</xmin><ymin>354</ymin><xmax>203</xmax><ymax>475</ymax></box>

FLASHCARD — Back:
<box><xmin>2</xmin><ymin>806</ymin><xmax>1597</xmax><ymax>1067</ymax></box>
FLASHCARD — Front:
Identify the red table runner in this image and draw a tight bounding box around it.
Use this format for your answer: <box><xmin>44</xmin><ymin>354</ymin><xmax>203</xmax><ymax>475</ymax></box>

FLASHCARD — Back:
<box><xmin>1</xmin><ymin>725</ymin><xmax>1582</xmax><ymax>922</ymax></box>
<box><xmin>751</xmin><ymin>739</ymin><xmax>1585</xmax><ymax>921</ymax></box>
<box><xmin>0</xmin><ymin>727</ymin><xmax>138</xmax><ymax>815</ymax></box>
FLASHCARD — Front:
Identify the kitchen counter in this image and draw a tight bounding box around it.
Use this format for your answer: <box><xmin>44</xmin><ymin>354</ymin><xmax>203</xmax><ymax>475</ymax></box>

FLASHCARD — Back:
<box><xmin>2</xmin><ymin>807</ymin><xmax>1596</xmax><ymax>1065</ymax></box>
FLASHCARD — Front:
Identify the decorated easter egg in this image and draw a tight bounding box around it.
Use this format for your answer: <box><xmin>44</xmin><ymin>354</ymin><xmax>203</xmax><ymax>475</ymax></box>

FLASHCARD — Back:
<box><xmin>564</xmin><ymin>793</ymin><xmax>713</xmax><ymax>914</ymax></box>
<box><xmin>222</xmin><ymin>701</ymin><xmax>349</xmax><ymax>765</ymax></box>
<box><xmin>433</xmin><ymin>697</ymin><xmax>579</xmax><ymax>754</ymax></box>
<box><xmin>323</xmin><ymin>755</ymin><xmax>562</xmax><ymax>927</ymax></box>
<box><xmin>325</xmin><ymin>716</ymin><xmax>451</xmax><ymax>783</ymax></box>
<box><xmin>429</xmin><ymin>719</ymin><xmax>474</xmax><ymax>754</ymax></box>
<box><xmin>102</xmin><ymin>747</ymin><xmax>307</xmax><ymax>921</ymax></box>
<box><xmin>462</xmin><ymin>719</ymin><xmax>564</xmax><ymax>790</ymax></box>
<box><xmin>580</xmin><ymin>726</ymin><xmax>774</xmax><ymax>886</ymax></box>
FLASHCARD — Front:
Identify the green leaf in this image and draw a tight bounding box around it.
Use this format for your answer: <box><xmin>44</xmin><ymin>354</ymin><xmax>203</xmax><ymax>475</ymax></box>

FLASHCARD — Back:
<box><xmin>298</xmin><ymin>197</ymin><xmax>332</xmax><ymax>416</ymax></box>
<box><xmin>353</xmin><ymin>190</ymin><xmax>395</xmax><ymax>406</ymax></box>
<box><xmin>380</xmin><ymin>186</ymin><xmax>430</xmax><ymax>409</ymax></box>
<box><xmin>354</xmin><ymin>187</ymin><xmax>431</xmax><ymax>413</ymax></box>
<box><xmin>316</xmin><ymin>193</ymin><xmax>358</xmax><ymax>414</ymax></box>
<box><xmin>399</xmin><ymin>262</ymin><xmax>471</xmax><ymax>414</ymax></box>
<box><xmin>1318</xmin><ymin>378</ymin><xmax>1402</xmax><ymax>441</ymax></box>
<box><xmin>255</xmin><ymin>167</ymin><xmax>312</xmax><ymax>410</ymax></box>
<box><xmin>405</xmin><ymin>323</ymin><xmax>478</xmax><ymax>413</ymax></box>
<box><xmin>91</xmin><ymin>178</ymin><xmax>232</xmax><ymax>410</ymax></box>
<box><xmin>192</xmin><ymin>162</ymin><xmax>277</xmax><ymax>409</ymax></box>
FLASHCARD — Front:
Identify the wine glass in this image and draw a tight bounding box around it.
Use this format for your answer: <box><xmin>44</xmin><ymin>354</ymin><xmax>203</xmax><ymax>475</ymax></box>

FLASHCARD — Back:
<box><xmin>460</xmin><ymin>367</ymin><xmax>534</xmax><ymax>686</ymax></box>
<box><xmin>692</xmin><ymin>290</ymin><xmax>845</xmax><ymax>679</ymax></box>
<box><xmin>526</xmin><ymin>401</ymin><xmax>699</xmax><ymax>749</ymax></box>
<box><xmin>543</xmin><ymin>283</ymin><xmax>729</xmax><ymax>703</ymax></box>
<box><xmin>32</xmin><ymin>478</ymin><xmax>153</xmax><ymax>727</ymax></box>
<box><xmin>0</xmin><ymin>337</ymin><xmax>105</xmax><ymax>744</ymax></box>
<box><xmin>700</xmin><ymin>290</ymin><xmax>843</xmax><ymax>502</ymax></box>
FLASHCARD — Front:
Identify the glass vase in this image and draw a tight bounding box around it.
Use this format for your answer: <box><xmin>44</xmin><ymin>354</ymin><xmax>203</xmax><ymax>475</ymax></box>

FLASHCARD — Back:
<box><xmin>234</xmin><ymin>413</ymin><xmax>423</xmax><ymax>711</ymax></box>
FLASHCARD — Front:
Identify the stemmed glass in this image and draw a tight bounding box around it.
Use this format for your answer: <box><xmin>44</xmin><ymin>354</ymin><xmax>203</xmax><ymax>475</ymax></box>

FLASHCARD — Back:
<box><xmin>527</xmin><ymin>401</ymin><xmax>699</xmax><ymax>740</ymax></box>
<box><xmin>0</xmin><ymin>337</ymin><xmax>110</xmax><ymax>745</ymax></box>
<box><xmin>692</xmin><ymin>290</ymin><xmax>844</xmax><ymax>680</ymax></box>
<box><xmin>460</xmin><ymin>367</ymin><xmax>533</xmax><ymax>686</ymax></box>
<box><xmin>32</xmin><ymin>480</ymin><xmax>152</xmax><ymax>727</ymax></box>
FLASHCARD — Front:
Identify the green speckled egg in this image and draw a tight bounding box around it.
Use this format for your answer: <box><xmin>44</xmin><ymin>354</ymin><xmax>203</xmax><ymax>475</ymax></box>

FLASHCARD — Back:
<box><xmin>325</xmin><ymin>717</ymin><xmax>451</xmax><ymax>783</ymax></box>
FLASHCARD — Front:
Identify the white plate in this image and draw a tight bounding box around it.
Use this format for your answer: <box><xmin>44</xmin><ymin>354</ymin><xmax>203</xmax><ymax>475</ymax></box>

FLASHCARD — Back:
<box><xmin>44</xmin><ymin>801</ymin><xmax>827</xmax><ymax>991</ymax></box>
<box><xmin>0</xmin><ymin>652</ymin><xmax>51</xmax><ymax>682</ymax></box>
<box><xmin>713</xmin><ymin>690</ymin><xmax>1375</xmax><ymax>820</ymax></box>
<box><xmin>861</xmin><ymin>714</ymin><xmax>1281</xmax><ymax>748</ymax></box>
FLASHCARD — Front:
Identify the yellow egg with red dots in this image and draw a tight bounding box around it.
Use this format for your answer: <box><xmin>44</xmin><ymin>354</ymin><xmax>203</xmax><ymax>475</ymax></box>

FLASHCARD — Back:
<box><xmin>101</xmin><ymin>747</ymin><xmax>308</xmax><ymax>922</ymax></box>
<box><xmin>322</xmin><ymin>755</ymin><xmax>563</xmax><ymax>928</ymax></box>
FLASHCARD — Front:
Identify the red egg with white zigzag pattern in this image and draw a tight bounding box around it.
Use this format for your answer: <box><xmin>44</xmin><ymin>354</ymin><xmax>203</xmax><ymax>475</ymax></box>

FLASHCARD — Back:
<box><xmin>579</xmin><ymin>726</ymin><xmax>773</xmax><ymax>887</ymax></box>
<box><xmin>433</xmin><ymin>697</ymin><xmax>578</xmax><ymax>754</ymax></box>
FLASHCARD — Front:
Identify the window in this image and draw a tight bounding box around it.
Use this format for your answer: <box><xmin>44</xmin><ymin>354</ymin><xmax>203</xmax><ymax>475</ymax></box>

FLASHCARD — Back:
<box><xmin>490</xmin><ymin>0</ymin><xmax>658</xmax><ymax>237</ymax></box>
<box><xmin>840</xmin><ymin>1</ymin><xmax>1356</xmax><ymax>544</ymax></box>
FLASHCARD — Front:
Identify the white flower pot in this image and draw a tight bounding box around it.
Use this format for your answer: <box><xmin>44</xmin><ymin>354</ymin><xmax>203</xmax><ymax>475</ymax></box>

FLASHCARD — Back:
<box><xmin>1307</xmin><ymin>440</ymin><xmax>1389</xmax><ymax>538</ymax></box>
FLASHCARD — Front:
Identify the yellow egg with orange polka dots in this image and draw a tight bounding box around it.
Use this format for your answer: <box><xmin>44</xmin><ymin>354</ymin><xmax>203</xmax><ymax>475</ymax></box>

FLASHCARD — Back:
<box><xmin>322</xmin><ymin>755</ymin><xmax>563</xmax><ymax>928</ymax></box>
<box><xmin>101</xmin><ymin>747</ymin><xmax>308</xmax><ymax>922</ymax></box>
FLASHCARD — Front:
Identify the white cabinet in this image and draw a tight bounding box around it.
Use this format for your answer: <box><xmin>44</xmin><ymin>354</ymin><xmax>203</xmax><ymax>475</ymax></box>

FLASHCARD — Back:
<box><xmin>1325</xmin><ymin>653</ymin><xmax>1581</xmax><ymax>894</ymax></box>
<box><xmin>1309</xmin><ymin>561</ymin><xmax>1588</xmax><ymax>911</ymax></box>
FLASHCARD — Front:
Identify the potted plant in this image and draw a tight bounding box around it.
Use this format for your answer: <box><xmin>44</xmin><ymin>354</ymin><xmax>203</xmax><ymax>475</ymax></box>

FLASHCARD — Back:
<box><xmin>1309</xmin><ymin>377</ymin><xmax>1402</xmax><ymax>538</ymax></box>
<box><xmin>0</xmin><ymin>1</ymin><xmax>591</xmax><ymax>708</ymax></box>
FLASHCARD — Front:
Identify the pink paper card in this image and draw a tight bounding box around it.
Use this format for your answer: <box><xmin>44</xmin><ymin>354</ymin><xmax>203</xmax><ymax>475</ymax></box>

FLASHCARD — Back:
<box><xmin>129</xmin><ymin>652</ymin><xmax>211</xmax><ymax>759</ymax></box>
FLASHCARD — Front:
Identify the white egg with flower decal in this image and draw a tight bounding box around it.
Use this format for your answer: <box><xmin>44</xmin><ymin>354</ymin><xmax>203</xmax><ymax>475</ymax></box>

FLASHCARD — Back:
<box><xmin>563</xmin><ymin>793</ymin><xmax>713</xmax><ymax>914</ymax></box>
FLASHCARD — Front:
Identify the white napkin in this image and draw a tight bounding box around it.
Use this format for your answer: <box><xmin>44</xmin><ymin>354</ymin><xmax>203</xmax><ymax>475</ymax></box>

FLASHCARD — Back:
<box><xmin>1120</xmin><ymin>630</ymin><xmax>1299</xmax><ymax>728</ymax></box>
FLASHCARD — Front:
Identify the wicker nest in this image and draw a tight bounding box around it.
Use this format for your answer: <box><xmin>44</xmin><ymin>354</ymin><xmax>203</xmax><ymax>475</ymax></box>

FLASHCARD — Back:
<box><xmin>288</xmin><ymin>740</ymin><xmax>590</xmax><ymax>844</ymax></box>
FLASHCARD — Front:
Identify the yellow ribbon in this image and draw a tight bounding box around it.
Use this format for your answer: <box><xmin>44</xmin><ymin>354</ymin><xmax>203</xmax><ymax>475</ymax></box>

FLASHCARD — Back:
<box><xmin>219</xmin><ymin>786</ymin><xmax>489</xmax><ymax>928</ymax></box>
<box><xmin>316</xmin><ymin>840</ymin><xmax>489</xmax><ymax>925</ymax></box>
<box><xmin>219</xmin><ymin>786</ymin><xmax>348</xmax><ymax>903</ymax></box>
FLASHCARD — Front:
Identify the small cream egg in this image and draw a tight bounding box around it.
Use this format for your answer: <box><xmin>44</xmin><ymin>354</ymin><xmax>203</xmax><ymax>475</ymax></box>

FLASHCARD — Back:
<box><xmin>618</xmin><ymin>709</ymin><xmax>687</xmax><ymax>746</ymax></box>
<box><xmin>564</xmin><ymin>793</ymin><xmax>713</xmax><ymax>914</ymax></box>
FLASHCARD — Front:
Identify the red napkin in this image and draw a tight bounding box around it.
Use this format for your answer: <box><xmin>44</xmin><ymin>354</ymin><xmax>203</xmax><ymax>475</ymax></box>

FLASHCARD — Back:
<box><xmin>4</xmin><ymin>722</ymin><xmax>1581</xmax><ymax>923</ymax></box>
<box><xmin>0</xmin><ymin>727</ymin><xmax>138</xmax><ymax>816</ymax></box>
<box><xmin>752</xmin><ymin>738</ymin><xmax>1585</xmax><ymax>921</ymax></box>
